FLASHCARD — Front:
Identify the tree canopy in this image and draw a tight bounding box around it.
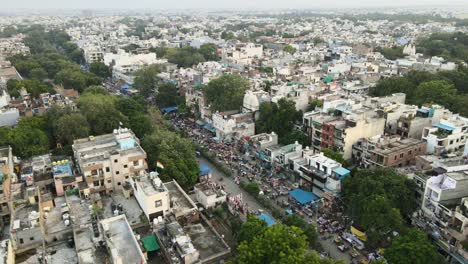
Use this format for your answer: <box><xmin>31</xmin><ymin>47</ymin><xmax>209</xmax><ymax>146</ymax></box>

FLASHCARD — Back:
<box><xmin>89</xmin><ymin>62</ymin><xmax>111</xmax><ymax>78</ymax></box>
<box><xmin>256</xmin><ymin>98</ymin><xmax>303</xmax><ymax>145</ymax></box>
<box><xmin>342</xmin><ymin>168</ymin><xmax>416</xmax><ymax>246</ymax></box>
<box><xmin>204</xmin><ymin>74</ymin><xmax>250</xmax><ymax>112</ymax></box>
<box><xmin>385</xmin><ymin>229</ymin><xmax>445</xmax><ymax>264</ymax></box>
<box><xmin>133</xmin><ymin>64</ymin><xmax>163</xmax><ymax>97</ymax></box>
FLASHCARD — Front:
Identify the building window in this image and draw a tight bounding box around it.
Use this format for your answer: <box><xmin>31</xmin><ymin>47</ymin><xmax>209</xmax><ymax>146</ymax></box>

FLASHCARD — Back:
<box><xmin>125</xmin><ymin>176</ymin><xmax>129</xmax><ymax>179</ymax></box>
<box><xmin>118</xmin><ymin>182</ymin><xmax>121</xmax><ymax>186</ymax></box>
<box><xmin>394</xmin><ymin>156</ymin><xmax>397</xmax><ymax>160</ymax></box>
<box><xmin>19</xmin><ymin>238</ymin><xmax>23</xmax><ymax>244</ymax></box>
<box><xmin>408</xmin><ymin>150</ymin><xmax>412</xmax><ymax>155</ymax></box>
<box><xmin>114</xmin><ymin>159</ymin><xmax>118</xmax><ymax>163</ymax></box>
<box><xmin>107</xmin><ymin>180</ymin><xmax>111</xmax><ymax>183</ymax></box>
<box><xmin>400</xmin><ymin>153</ymin><xmax>404</xmax><ymax>158</ymax></box>
<box><xmin>124</xmin><ymin>164</ymin><xmax>128</xmax><ymax>168</ymax></box>
<box><xmin>155</xmin><ymin>200</ymin><xmax>162</xmax><ymax>207</ymax></box>
<box><xmin>91</xmin><ymin>170</ymin><xmax>98</xmax><ymax>175</ymax></box>
<box><xmin>93</xmin><ymin>181</ymin><xmax>99</xmax><ymax>187</ymax></box>
<box><xmin>30</xmin><ymin>237</ymin><xmax>34</xmax><ymax>241</ymax></box>
<box><xmin>133</xmin><ymin>160</ymin><xmax>139</xmax><ymax>166</ymax></box>
<box><xmin>106</xmin><ymin>167</ymin><xmax>110</xmax><ymax>172</ymax></box>
<box><xmin>116</xmin><ymin>171</ymin><xmax>119</xmax><ymax>175</ymax></box>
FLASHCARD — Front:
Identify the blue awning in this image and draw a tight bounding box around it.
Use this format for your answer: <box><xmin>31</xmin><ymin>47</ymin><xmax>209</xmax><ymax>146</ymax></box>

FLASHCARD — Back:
<box><xmin>162</xmin><ymin>106</ymin><xmax>178</xmax><ymax>113</ymax></box>
<box><xmin>433</xmin><ymin>123</ymin><xmax>454</xmax><ymax>131</ymax></box>
<box><xmin>257</xmin><ymin>213</ymin><xmax>275</xmax><ymax>226</ymax></box>
<box><xmin>199</xmin><ymin>164</ymin><xmax>212</xmax><ymax>177</ymax></box>
<box><xmin>289</xmin><ymin>189</ymin><xmax>318</xmax><ymax>205</ymax></box>
<box><xmin>203</xmin><ymin>123</ymin><xmax>216</xmax><ymax>133</ymax></box>
<box><xmin>333</xmin><ymin>167</ymin><xmax>350</xmax><ymax>178</ymax></box>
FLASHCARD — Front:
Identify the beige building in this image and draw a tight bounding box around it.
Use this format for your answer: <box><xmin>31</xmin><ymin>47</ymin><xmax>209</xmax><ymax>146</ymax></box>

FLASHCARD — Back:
<box><xmin>73</xmin><ymin>128</ymin><xmax>147</xmax><ymax>195</ymax></box>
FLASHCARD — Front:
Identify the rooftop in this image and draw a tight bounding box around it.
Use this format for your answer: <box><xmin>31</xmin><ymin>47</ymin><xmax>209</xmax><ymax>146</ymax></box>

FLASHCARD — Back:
<box><xmin>100</xmin><ymin>215</ymin><xmax>146</xmax><ymax>264</ymax></box>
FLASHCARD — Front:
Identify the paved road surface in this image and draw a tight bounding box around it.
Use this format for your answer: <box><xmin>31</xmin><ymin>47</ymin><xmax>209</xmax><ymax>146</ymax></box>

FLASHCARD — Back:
<box><xmin>198</xmin><ymin>157</ymin><xmax>352</xmax><ymax>263</ymax></box>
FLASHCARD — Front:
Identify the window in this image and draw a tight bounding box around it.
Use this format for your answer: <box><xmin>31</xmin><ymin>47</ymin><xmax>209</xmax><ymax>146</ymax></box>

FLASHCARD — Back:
<box><xmin>116</xmin><ymin>171</ymin><xmax>119</xmax><ymax>175</ymax></box>
<box><xmin>124</xmin><ymin>164</ymin><xmax>128</xmax><ymax>168</ymax></box>
<box><xmin>394</xmin><ymin>155</ymin><xmax>397</xmax><ymax>160</ymax></box>
<box><xmin>20</xmin><ymin>238</ymin><xmax>23</xmax><ymax>244</ymax></box>
<box><xmin>400</xmin><ymin>153</ymin><xmax>404</xmax><ymax>158</ymax></box>
<box><xmin>93</xmin><ymin>181</ymin><xmax>100</xmax><ymax>187</ymax></box>
<box><xmin>125</xmin><ymin>176</ymin><xmax>129</xmax><ymax>179</ymax></box>
<box><xmin>155</xmin><ymin>200</ymin><xmax>162</xmax><ymax>207</ymax></box>
<box><xmin>105</xmin><ymin>167</ymin><xmax>110</xmax><ymax>172</ymax></box>
<box><xmin>91</xmin><ymin>169</ymin><xmax>98</xmax><ymax>175</ymax></box>
<box><xmin>117</xmin><ymin>182</ymin><xmax>121</xmax><ymax>186</ymax></box>
<box><xmin>408</xmin><ymin>150</ymin><xmax>412</xmax><ymax>155</ymax></box>
<box><xmin>30</xmin><ymin>237</ymin><xmax>34</xmax><ymax>241</ymax></box>
<box><xmin>133</xmin><ymin>160</ymin><xmax>139</xmax><ymax>166</ymax></box>
<box><xmin>114</xmin><ymin>159</ymin><xmax>118</xmax><ymax>163</ymax></box>
<box><xmin>107</xmin><ymin>180</ymin><xmax>111</xmax><ymax>183</ymax></box>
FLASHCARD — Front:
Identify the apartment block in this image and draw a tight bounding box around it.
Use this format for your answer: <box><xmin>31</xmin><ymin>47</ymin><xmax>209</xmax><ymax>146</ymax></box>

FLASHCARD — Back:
<box><xmin>352</xmin><ymin>135</ymin><xmax>426</xmax><ymax>168</ymax></box>
<box><xmin>422</xmin><ymin>115</ymin><xmax>468</xmax><ymax>155</ymax></box>
<box><xmin>72</xmin><ymin>127</ymin><xmax>147</xmax><ymax>195</ymax></box>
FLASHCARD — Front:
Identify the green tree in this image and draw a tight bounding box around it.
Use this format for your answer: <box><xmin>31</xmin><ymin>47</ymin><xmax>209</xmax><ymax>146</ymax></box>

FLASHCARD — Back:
<box><xmin>413</xmin><ymin>80</ymin><xmax>457</xmax><ymax>107</ymax></box>
<box><xmin>283</xmin><ymin>44</ymin><xmax>297</xmax><ymax>54</ymax></box>
<box><xmin>385</xmin><ymin>229</ymin><xmax>445</xmax><ymax>264</ymax></box>
<box><xmin>89</xmin><ymin>62</ymin><xmax>110</xmax><ymax>78</ymax></box>
<box><xmin>156</xmin><ymin>83</ymin><xmax>183</xmax><ymax>108</ymax></box>
<box><xmin>237</xmin><ymin>224</ymin><xmax>308</xmax><ymax>264</ymax></box>
<box><xmin>284</xmin><ymin>214</ymin><xmax>318</xmax><ymax>248</ymax></box>
<box><xmin>238</xmin><ymin>215</ymin><xmax>267</xmax><ymax>243</ymax></box>
<box><xmin>54</xmin><ymin>68</ymin><xmax>87</xmax><ymax>92</ymax></box>
<box><xmin>375</xmin><ymin>46</ymin><xmax>405</xmax><ymax>60</ymax></box>
<box><xmin>133</xmin><ymin>64</ymin><xmax>163</xmax><ymax>97</ymax></box>
<box><xmin>55</xmin><ymin>113</ymin><xmax>90</xmax><ymax>145</ymax></box>
<box><xmin>77</xmin><ymin>94</ymin><xmax>127</xmax><ymax>135</ymax></box>
<box><xmin>83</xmin><ymin>85</ymin><xmax>109</xmax><ymax>95</ymax></box>
<box><xmin>29</xmin><ymin>67</ymin><xmax>48</xmax><ymax>80</ymax></box>
<box><xmin>204</xmin><ymin>74</ymin><xmax>249</xmax><ymax>111</ymax></box>
<box><xmin>256</xmin><ymin>98</ymin><xmax>302</xmax><ymax>142</ymax></box>
<box><xmin>342</xmin><ymin>168</ymin><xmax>416</xmax><ymax>246</ymax></box>
<box><xmin>199</xmin><ymin>43</ymin><xmax>220</xmax><ymax>61</ymax></box>
<box><xmin>322</xmin><ymin>148</ymin><xmax>350</xmax><ymax>167</ymax></box>
<box><xmin>142</xmin><ymin>130</ymin><xmax>199</xmax><ymax>189</ymax></box>
<box><xmin>3</xmin><ymin>117</ymin><xmax>50</xmax><ymax>158</ymax></box>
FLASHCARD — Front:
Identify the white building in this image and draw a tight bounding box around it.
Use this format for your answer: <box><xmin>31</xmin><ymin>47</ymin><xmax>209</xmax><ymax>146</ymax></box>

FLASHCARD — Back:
<box><xmin>422</xmin><ymin>115</ymin><xmax>468</xmax><ymax>155</ymax></box>
<box><xmin>212</xmin><ymin>111</ymin><xmax>255</xmax><ymax>140</ymax></box>
<box><xmin>130</xmin><ymin>171</ymin><xmax>170</xmax><ymax>221</ymax></box>
<box><xmin>194</xmin><ymin>182</ymin><xmax>227</xmax><ymax>209</ymax></box>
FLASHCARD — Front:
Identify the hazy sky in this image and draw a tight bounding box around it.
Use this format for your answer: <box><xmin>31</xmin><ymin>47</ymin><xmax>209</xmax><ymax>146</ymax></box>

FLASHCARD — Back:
<box><xmin>3</xmin><ymin>0</ymin><xmax>468</xmax><ymax>9</ymax></box>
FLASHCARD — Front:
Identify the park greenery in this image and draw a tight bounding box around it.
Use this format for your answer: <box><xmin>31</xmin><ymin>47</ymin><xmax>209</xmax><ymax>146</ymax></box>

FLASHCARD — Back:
<box><xmin>204</xmin><ymin>74</ymin><xmax>250</xmax><ymax>112</ymax></box>
<box><xmin>149</xmin><ymin>43</ymin><xmax>220</xmax><ymax>68</ymax></box>
<box><xmin>417</xmin><ymin>32</ymin><xmax>468</xmax><ymax>62</ymax></box>
<box><xmin>375</xmin><ymin>46</ymin><xmax>405</xmax><ymax>60</ymax></box>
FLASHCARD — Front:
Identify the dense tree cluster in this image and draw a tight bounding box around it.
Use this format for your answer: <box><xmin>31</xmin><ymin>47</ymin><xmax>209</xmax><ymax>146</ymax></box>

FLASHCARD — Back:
<box><xmin>8</xmin><ymin>27</ymin><xmax>101</xmax><ymax>94</ymax></box>
<box><xmin>204</xmin><ymin>74</ymin><xmax>250</xmax><ymax>112</ymax></box>
<box><xmin>369</xmin><ymin>67</ymin><xmax>468</xmax><ymax>116</ymax></box>
<box><xmin>375</xmin><ymin>46</ymin><xmax>405</xmax><ymax>60</ymax></box>
<box><xmin>342</xmin><ymin>168</ymin><xmax>417</xmax><ymax>246</ymax></box>
<box><xmin>149</xmin><ymin>43</ymin><xmax>220</xmax><ymax>68</ymax></box>
<box><xmin>256</xmin><ymin>98</ymin><xmax>306</xmax><ymax>145</ymax></box>
<box><xmin>236</xmin><ymin>217</ymin><xmax>340</xmax><ymax>264</ymax></box>
<box><xmin>417</xmin><ymin>32</ymin><xmax>468</xmax><ymax>62</ymax></box>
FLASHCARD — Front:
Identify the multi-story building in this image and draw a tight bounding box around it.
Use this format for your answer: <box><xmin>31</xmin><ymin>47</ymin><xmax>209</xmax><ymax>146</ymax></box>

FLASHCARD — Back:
<box><xmin>72</xmin><ymin>127</ymin><xmax>147</xmax><ymax>195</ymax></box>
<box><xmin>129</xmin><ymin>171</ymin><xmax>170</xmax><ymax>221</ymax></box>
<box><xmin>194</xmin><ymin>182</ymin><xmax>227</xmax><ymax>209</ymax></box>
<box><xmin>292</xmin><ymin>149</ymin><xmax>350</xmax><ymax>199</ymax></box>
<box><xmin>422</xmin><ymin>115</ymin><xmax>468</xmax><ymax>155</ymax></box>
<box><xmin>352</xmin><ymin>135</ymin><xmax>426</xmax><ymax>168</ymax></box>
<box><xmin>396</xmin><ymin>105</ymin><xmax>447</xmax><ymax>139</ymax></box>
<box><xmin>303</xmin><ymin>108</ymin><xmax>385</xmax><ymax>160</ymax></box>
<box><xmin>0</xmin><ymin>146</ymin><xmax>14</xmax><ymax>229</ymax></box>
<box><xmin>212</xmin><ymin>111</ymin><xmax>255</xmax><ymax>140</ymax></box>
<box><xmin>52</xmin><ymin>159</ymin><xmax>82</xmax><ymax>196</ymax></box>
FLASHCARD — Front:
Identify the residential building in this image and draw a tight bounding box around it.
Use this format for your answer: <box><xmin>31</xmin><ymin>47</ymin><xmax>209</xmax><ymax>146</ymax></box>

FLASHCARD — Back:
<box><xmin>194</xmin><ymin>182</ymin><xmax>227</xmax><ymax>209</ymax></box>
<box><xmin>352</xmin><ymin>135</ymin><xmax>426</xmax><ymax>168</ymax></box>
<box><xmin>422</xmin><ymin>115</ymin><xmax>468</xmax><ymax>155</ymax></box>
<box><xmin>293</xmin><ymin>149</ymin><xmax>350</xmax><ymax>199</ymax></box>
<box><xmin>72</xmin><ymin>127</ymin><xmax>147</xmax><ymax>194</ymax></box>
<box><xmin>129</xmin><ymin>171</ymin><xmax>170</xmax><ymax>221</ymax></box>
<box><xmin>52</xmin><ymin>159</ymin><xmax>82</xmax><ymax>196</ymax></box>
<box><xmin>0</xmin><ymin>146</ymin><xmax>14</xmax><ymax>229</ymax></box>
<box><xmin>396</xmin><ymin>105</ymin><xmax>447</xmax><ymax>139</ymax></box>
<box><xmin>303</xmin><ymin>108</ymin><xmax>385</xmax><ymax>160</ymax></box>
<box><xmin>212</xmin><ymin>111</ymin><xmax>255</xmax><ymax>140</ymax></box>
<box><xmin>100</xmin><ymin>215</ymin><xmax>146</xmax><ymax>264</ymax></box>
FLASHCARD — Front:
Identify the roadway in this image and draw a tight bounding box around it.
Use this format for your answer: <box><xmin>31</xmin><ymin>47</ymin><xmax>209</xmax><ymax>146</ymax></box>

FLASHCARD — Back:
<box><xmin>198</xmin><ymin>157</ymin><xmax>352</xmax><ymax>263</ymax></box>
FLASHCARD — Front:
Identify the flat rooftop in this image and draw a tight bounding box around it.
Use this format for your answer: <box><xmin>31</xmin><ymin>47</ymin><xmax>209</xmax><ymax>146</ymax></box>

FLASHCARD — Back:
<box><xmin>164</xmin><ymin>180</ymin><xmax>197</xmax><ymax>216</ymax></box>
<box><xmin>100</xmin><ymin>215</ymin><xmax>145</xmax><ymax>264</ymax></box>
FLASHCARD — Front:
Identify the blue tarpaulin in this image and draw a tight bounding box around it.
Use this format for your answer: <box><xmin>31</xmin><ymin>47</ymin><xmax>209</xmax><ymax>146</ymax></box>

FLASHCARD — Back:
<box><xmin>433</xmin><ymin>123</ymin><xmax>454</xmax><ymax>131</ymax></box>
<box><xmin>257</xmin><ymin>213</ymin><xmax>275</xmax><ymax>226</ymax></box>
<box><xmin>289</xmin><ymin>189</ymin><xmax>318</xmax><ymax>205</ymax></box>
<box><xmin>121</xmin><ymin>84</ymin><xmax>131</xmax><ymax>90</ymax></box>
<box><xmin>333</xmin><ymin>167</ymin><xmax>351</xmax><ymax>178</ymax></box>
<box><xmin>203</xmin><ymin>123</ymin><xmax>216</xmax><ymax>133</ymax></box>
<box><xmin>199</xmin><ymin>164</ymin><xmax>212</xmax><ymax>177</ymax></box>
<box><xmin>162</xmin><ymin>106</ymin><xmax>178</xmax><ymax>113</ymax></box>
